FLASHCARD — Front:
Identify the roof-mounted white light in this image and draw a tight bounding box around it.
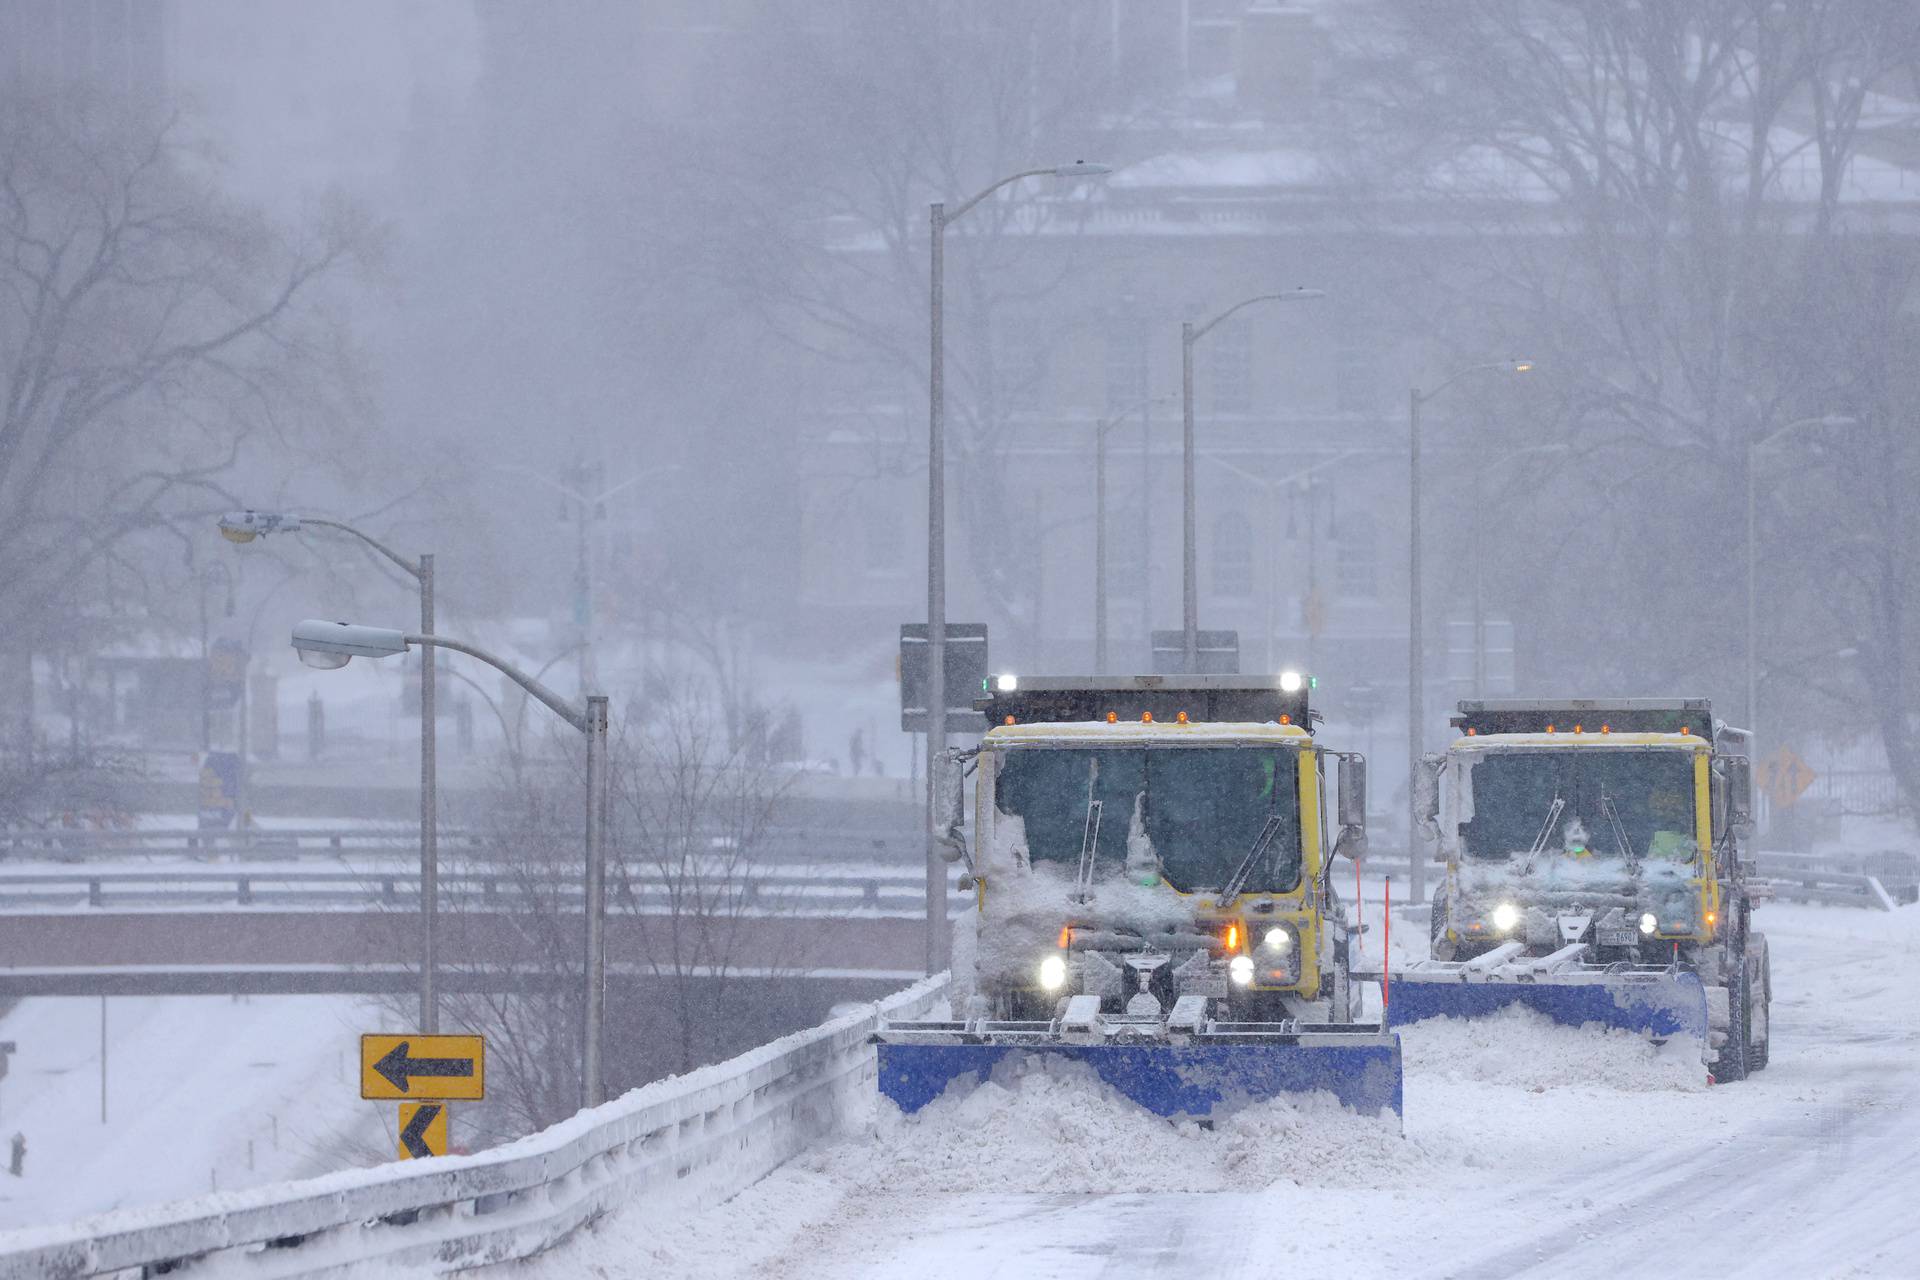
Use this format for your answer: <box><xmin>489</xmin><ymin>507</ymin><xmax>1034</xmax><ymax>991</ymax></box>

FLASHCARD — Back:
<box><xmin>1278</xmin><ymin>670</ymin><xmax>1304</xmax><ymax>693</ymax></box>
<box><xmin>995</xmin><ymin>673</ymin><xmax>1019</xmax><ymax>693</ymax></box>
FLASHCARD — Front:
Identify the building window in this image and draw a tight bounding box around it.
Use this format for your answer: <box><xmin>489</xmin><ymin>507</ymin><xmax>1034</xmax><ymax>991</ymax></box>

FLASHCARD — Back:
<box><xmin>1105</xmin><ymin>320</ymin><xmax>1148</xmax><ymax>412</ymax></box>
<box><xmin>1208</xmin><ymin>320</ymin><xmax>1251</xmax><ymax>415</ymax></box>
<box><xmin>1335</xmin><ymin>513</ymin><xmax>1377</xmax><ymax>599</ymax></box>
<box><xmin>1212</xmin><ymin>510</ymin><xmax>1253</xmax><ymax>597</ymax></box>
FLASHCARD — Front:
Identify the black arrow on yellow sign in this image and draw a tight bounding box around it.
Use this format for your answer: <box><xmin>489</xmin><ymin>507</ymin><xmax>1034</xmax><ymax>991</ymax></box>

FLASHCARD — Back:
<box><xmin>374</xmin><ymin>1041</ymin><xmax>475</xmax><ymax>1094</ymax></box>
<box><xmin>400</xmin><ymin>1102</ymin><xmax>445</xmax><ymax>1159</ymax></box>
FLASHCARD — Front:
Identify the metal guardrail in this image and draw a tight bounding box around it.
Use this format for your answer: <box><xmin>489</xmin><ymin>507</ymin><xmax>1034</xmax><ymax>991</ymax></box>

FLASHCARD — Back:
<box><xmin>0</xmin><ymin>975</ymin><xmax>949</xmax><ymax>1279</ymax></box>
<box><xmin>0</xmin><ymin>866</ymin><xmax>968</xmax><ymax>912</ymax></box>
<box><xmin>0</xmin><ymin>824</ymin><xmax>921</xmax><ymax>865</ymax></box>
<box><xmin>1759</xmin><ymin>850</ymin><xmax>1917</xmax><ymax>911</ymax></box>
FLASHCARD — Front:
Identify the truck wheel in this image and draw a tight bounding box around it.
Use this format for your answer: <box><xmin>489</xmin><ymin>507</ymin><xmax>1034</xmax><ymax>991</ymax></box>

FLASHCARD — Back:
<box><xmin>1747</xmin><ymin>934</ymin><xmax>1770</xmax><ymax>1072</ymax></box>
<box><xmin>1716</xmin><ymin>952</ymin><xmax>1751</xmax><ymax>1084</ymax></box>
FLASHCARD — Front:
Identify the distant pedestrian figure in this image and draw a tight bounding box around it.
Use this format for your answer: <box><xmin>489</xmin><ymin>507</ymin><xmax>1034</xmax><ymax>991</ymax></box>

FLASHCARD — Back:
<box><xmin>849</xmin><ymin>729</ymin><xmax>866</xmax><ymax>778</ymax></box>
<box><xmin>8</xmin><ymin>1132</ymin><xmax>23</xmax><ymax>1177</ymax></box>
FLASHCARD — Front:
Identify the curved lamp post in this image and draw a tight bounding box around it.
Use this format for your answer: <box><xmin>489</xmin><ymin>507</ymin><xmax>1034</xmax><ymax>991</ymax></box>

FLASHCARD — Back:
<box><xmin>291</xmin><ymin>619</ymin><xmax>612</xmax><ymax>1111</ymax></box>
<box><xmin>923</xmin><ymin>160</ymin><xmax>1110</xmax><ymax>974</ymax></box>
<box><xmin>1180</xmin><ymin>289</ymin><xmax>1325</xmax><ymax>672</ymax></box>
<box><xmin>1406</xmin><ymin>360</ymin><xmax>1532</xmax><ymax>906</ymax></box>
<box><xmin>221</xmin><ymin>511</ymin><xmax>444</xmax><ymax>1034</ymax></box>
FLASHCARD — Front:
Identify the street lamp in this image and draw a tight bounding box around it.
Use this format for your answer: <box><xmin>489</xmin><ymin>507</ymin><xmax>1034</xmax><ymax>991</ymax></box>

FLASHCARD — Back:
<box><xmin>292</xmin><ymin>619</ymin><xmax>613</xmax><ymax>1110</ymax></box>
<box><xmin>1406</xmin><ymin>360</ymin><xmax>1532</xmax><ymax>907</ymax></box>
<box><xmin>221</xmin><ymin>511</ymin><xmax>445</xmax><ymax>1034</ymax></box>
<box><xmin>1180</xmin><ymin>289</ymin><xmax>1325</xmax><ymax>672</ymax></box>
<box><xmin>1747</xmin><ymin>414</ymin><xmax>1857</xmax><ymax>761</ymax></box>
<box><xmin>925</xmin><ymin>159</ymin><xmax>1110</xmax><ymax>975</ymax></box>
<box><xmin>1094</xmin><ymin>393</ymin><xmax>1175</xmax><ymax>672</ymax></box>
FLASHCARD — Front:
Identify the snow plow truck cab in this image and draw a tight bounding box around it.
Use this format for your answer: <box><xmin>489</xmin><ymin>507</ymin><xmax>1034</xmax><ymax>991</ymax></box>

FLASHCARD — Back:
<box><xmin>1395</xmin><ymin>697</ymin><xmax>1771</xmax><ymax>1081</ymax></box>
<box><xmin>876</xmin><ymin>674</ymin><xmax>1403</xmax><ymax>1121</ymax></box>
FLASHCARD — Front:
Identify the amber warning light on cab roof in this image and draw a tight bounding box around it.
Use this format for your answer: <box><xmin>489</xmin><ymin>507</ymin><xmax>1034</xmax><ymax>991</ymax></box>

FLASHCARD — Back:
<box><xmin>1450</xmin><ymin>698</ymin><xmax>1714</xmax><ymax>739</ymax></box>
<box><xmin>977</xmin><ymin>674</ymin><xmax>1315</xmax><ymax>730</ymax></box>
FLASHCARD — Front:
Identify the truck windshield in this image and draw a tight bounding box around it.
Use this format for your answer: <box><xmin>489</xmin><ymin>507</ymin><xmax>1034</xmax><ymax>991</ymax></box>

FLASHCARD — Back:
<box><xmin>993</xmin><ymin>746</ymin><xmax>1302</xmax><ymax>893</ymax></box>
<box><xmin>1460</xmin><ymin>749</ymin><xmax>1698</xmax><ymax>861</ymax></box>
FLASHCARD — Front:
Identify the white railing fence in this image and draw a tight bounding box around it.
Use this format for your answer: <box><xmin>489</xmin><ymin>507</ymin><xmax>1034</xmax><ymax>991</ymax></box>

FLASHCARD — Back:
<box><xmin>0</xmin><ymin>976</ymin><xmax>948</xmax><ymax>1279</ymax></box>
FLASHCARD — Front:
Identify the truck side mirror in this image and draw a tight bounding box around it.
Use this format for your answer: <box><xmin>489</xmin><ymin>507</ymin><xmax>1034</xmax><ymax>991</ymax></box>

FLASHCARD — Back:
<box><xmin>1723</xmin><ymin>756</ymin><xmax>1755</xmax><ymax>839</ymax></box>
<box><xmin>932</xmin><ymin>749</ymin><xmax>969</xmax><ymax>863</ymax></box>
<box><xmin>1337</xmin><ymin>754</ymin><xmax>1367</xmax><ymax>829</ymax></box>
<box><xmin>1413</xmin><ymin>752</ymin><xmax>1445</xmax><ymax>842</ymax></box>
<box><xmin>1332</xmin><ymin>753</ymin><xmax>1369</xmax><ymax>863</ymax></box>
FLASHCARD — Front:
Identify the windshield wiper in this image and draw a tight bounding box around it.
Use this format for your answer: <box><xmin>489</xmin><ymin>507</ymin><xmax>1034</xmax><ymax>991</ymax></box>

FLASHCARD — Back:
<box><xmin>1074</xmin><ymin>798</ymin><xmax>1104</xmax><ymax>903</ymax></box>
<box><xmin>1219</xmin><ymin>815</ymin><xmax>1284</xmax><ymax>901</ymax></box>
<box><xmin>1522</xmin><ymin>796</ymin><xmax>1566</xmax><ymax>873</ymax></box>
<box><xmin>1601</xmin><ymin>786</ymin><xmax>1639</xmax><ymax>873</ymax></box>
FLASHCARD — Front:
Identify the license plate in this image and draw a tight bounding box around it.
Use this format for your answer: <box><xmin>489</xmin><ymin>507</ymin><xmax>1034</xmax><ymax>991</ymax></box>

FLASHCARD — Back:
<box><xmin>1597</xmin><ymin>928</ymin><xmax>1636</xmax><ymax>947</ymax></box>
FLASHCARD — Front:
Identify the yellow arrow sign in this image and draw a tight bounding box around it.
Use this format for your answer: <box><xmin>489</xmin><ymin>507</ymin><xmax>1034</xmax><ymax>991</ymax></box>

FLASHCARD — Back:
<box><xmin>397</xmin><ymin>1101</ymin><xmax>449</xmax><ymax>1159</ymax></box>
<box><xmin>360</xmin><ymin>1034</ymin><xmax>485</xmax><ymax>1101</ymax></box>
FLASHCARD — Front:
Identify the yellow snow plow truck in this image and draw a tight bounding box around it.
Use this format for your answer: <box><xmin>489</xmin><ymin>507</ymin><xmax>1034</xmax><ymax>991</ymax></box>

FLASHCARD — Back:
<box><xmin>1393</xmin><ymin>698</ymin><xmax>1770</xmax><ymax>1081</ymax></box>
<box><xmin>877</xmin><ymin>674</ymin><xmax>1402</xmax><ymax>1119</ymax></box>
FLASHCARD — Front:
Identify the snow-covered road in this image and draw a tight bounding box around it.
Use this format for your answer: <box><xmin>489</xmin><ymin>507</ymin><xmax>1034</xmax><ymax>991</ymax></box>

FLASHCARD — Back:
<box><xmin>500</xmin><ymin>903</ymin><xmax>1920</xmax><ymax>1280</ymax></box>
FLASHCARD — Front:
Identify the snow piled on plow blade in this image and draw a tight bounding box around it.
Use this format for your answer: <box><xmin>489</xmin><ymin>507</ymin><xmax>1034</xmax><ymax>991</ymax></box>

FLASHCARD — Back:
<box><xmin>1384</xmin><ymin>969</ymin><xmax>1708</xmax><ymax>1044</ymax></box>
<box><xmin>878</xmin><ymin>1037</ymin><xmax>1403</xmax><ymax>1121</ymax></box>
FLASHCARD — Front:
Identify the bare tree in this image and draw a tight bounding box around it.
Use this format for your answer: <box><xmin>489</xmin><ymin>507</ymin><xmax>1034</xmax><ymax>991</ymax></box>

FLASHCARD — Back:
<box><xmin>0</xmin><ymin>91</ymin><xmax>372</xmax><ymax>679</ymax></box>
<box><xmin>423</xmin><ymin>680</ymin><xmax>806</xmax><ymax>1142</ymax></box>
<box><xmin>1341</xmin><ymin>1</ymin><xmax>1920</xmax><ymax>805</ymax></box>
<box><xmin>657</xmin><ymin>3</ymin><xmax>1133</xmax><ymax>648</ymax></box>
<box><xmin>611</xmin><ymin>680</ymin><xmax>805</xmax><ymax>1075</ymax></box>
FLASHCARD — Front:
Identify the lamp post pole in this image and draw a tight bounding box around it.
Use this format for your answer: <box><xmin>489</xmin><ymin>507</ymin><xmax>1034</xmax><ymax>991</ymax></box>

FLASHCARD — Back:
<box><xmin>417</xmin><ymin>553</ymin><xmax>436</xmax><ymax>1032</ymax></box>
<box><xmin>924</xmin><ymin>161</ymin><xmax>1109</xmax><ymax>975</ymax></box>
<box><xmin>1179</xmin><ymin>290</ymin><xmax>1325</xmax><ymax>672</ymax></box>
<box><xmin>1095</xmin><ymin>394</ymin><xmax>1172</xmax><ymax>673</ymax></box>
<box><xmin>1407</xmin><ymin>386</ymin><xmax>1425</xmax><ymax>907</ymax></box>
<box><xmin>220</xmin><ymin>513</ymin><xmax>440</xmax><ymax>1033</ymax></box>
<box><xmin>1406</xmin><ymin>361</ymin><xmax>1532</xmax><ymax>907</ymax></box>
<box><xmin>291</xmin><ymin>619</ymin><xmax>610</xmax><ymax>1110</ymax></box>
<box><xmin>926</xmin><ymin>196</ymin><xmax>947</xmax><ymax>977</ymax></box>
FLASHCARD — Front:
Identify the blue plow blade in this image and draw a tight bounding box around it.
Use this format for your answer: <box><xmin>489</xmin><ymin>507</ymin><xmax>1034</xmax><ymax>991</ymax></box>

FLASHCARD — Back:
<box><xmin>877</xmin><ymin>1040</ymin><xmax>1403</xmax><ymax>1120</ymax></box>
<box><xmin>1383</xmin><ymin>971</ymin><xmax>1708</xmax><ymax>1042</ymax></box>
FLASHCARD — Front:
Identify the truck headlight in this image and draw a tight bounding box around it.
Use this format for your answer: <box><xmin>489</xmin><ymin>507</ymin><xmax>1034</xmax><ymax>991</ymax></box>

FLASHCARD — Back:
<box><xmin>1229</xmin><ymin>955</ymin><xmax>1255</xmax><ymax>986</ymax></box>
<box><xmin>1639</xmin><ymin>912</ymin><xmax>1657</xmax><ymax>935</ymax></box>
<box><xmin>1263</xmin><ymin>927</ymin><xmax>1293</xmax><ymax>953</ymax></box>
<box><xmin>1492</xmin><ymin>902</ymin><xmax>1521</xmax><ymax>932</ymax></box>
<box><xmin>1038</xmin><ymin>954</ymin><xmax>1067</xmax><ymax>991</ymax></box>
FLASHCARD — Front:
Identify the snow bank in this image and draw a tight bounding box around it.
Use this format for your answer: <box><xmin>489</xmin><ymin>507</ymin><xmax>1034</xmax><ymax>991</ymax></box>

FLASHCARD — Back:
<box><xmin>1400</xmin><ymin>1004</ymin><xmax>1706</xmax><ymax>1092</ymax></box>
